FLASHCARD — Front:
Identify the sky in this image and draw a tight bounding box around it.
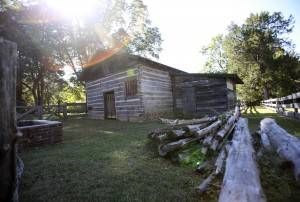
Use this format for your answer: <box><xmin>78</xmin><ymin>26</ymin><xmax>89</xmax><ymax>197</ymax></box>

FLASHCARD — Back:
<box><xmin>143</xmin><ymin>0</ymin><xmax>300</xmax><ymax>73</ymax></box>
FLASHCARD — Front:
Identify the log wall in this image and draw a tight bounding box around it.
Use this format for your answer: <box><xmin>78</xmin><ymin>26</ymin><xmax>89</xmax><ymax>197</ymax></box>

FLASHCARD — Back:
<box><xmin>173</xmin><ymin>75</ymin><xmax>235</xmax><ymax>117</ymax></box>
<box><xmin>86</xmin><ymin>67</ymin><xmax>145</xmax><ymax>121</ymax></box>
<box><xmin>18</xmin><ymin>120</ymin><xmax>63</xmax><ymax>150</ymax></box>
<box><xmin>140</xmin><ymin>65</ymin><xmax>173</xmax><ymax>119</ymax></box>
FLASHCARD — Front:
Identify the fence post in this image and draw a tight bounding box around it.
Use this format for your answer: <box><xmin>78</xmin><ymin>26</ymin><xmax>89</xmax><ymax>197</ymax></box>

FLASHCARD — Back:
<box><xmin>63</xmin><ymin>103</ymin><xmax>67</xmax><ymax>119</ymax></box>
<box><xmin>0</xmin><ymin>39</ymin><xmax>19</xmax><ymax>201</ymax></box>
<box><xmin>293</xmin><ymin>94</ymin><xmax>298</xmax><ymax>118</ymax></box>
<box><xmin>275</xmin><ymin>99</ymin><xmax>279</xmax><ymax>113</ymax></box>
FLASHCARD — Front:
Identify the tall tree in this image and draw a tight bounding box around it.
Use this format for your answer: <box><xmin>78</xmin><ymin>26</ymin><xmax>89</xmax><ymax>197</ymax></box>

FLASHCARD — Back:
<box><xmin>202</xmin><ymin>12</ymin><xmax>300</xmax><ymax>105</ymax></box>
<box><xmin>201</xmin><ymin>34</ymin><xmax>227</xmax><ymax>73</ymax></box>
<box><xmin>1</xmin><ymin>0</ymin><xmax>162</xmax><ymax>105</ymax></box>
<box><xmin>226</xmin><ymin>12</ymin><xmax>296</xmax><ymax>99</ymax></box>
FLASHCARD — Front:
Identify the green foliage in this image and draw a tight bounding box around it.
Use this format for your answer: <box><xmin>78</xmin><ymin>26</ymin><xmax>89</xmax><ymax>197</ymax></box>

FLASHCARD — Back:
<box><xmin>1</xmin><ymin>0</ymin><xmax>162</xmax><ymax>105</ymax></box>
<box><xmin>56</xmin><ymin>83</ymin><xmax>85</xmax><ymax>103</ymax></box>
<box><xmin>201</xmin><ymin>34</ymin><xmax>228</xmax><ymax>73</ymax></box>
<box><xmin>178</xmin><ymin>144</ymin><xmax>205</xmax><ymax>167</ymax></box>
<box><xmin>225</xmin><ymin>12</ymin><xmax>299</xmax><ymax>102</ymax></box>
<box><xmin>202</xmin><ymin>12</ymin><xmax>300</xmax><ymax>105</ymax></box>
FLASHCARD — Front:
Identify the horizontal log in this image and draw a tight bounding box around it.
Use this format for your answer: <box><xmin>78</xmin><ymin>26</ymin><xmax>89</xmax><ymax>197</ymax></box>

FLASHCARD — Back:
<box><xmin>160</xmin><ymin>116</ymin><xmax>217</xmax><ymax>126</ymax></box>
<box><xmin>148</xmin><ymin>128</ymin><xmax>168</xmax><ymax>139</ymax></box>
<box><xmin>195</xmin><ymin>119</ymin><xmax>222</xmax><ymax>138</ymax></box>
<box><xmin>157</xmin><ymin>121</ymin><xmax>220</xmax><ymax>156</ymax></box>
<box><xmin>219</xmin><ymin>118</ymin><xmax>266</xmax><ymax>202</ymax></box>
<box><xmin>216</xmin><ymin>106</ymin><xmax>240</xmax><ymax>140</ymax></box>
<box><xmin>260</xmin><ymin>118</ymin><xmax>300</xmax><ymax>181</ymax></box>
<box><xmin>182</xmin><ymin>123</ymin><xmax>210</xmax><ymax>133</ymax></box>
<box><xmin>158</xmin><ymin>137</ymin><xmax>197</xmax><ymax>156</ymax></box>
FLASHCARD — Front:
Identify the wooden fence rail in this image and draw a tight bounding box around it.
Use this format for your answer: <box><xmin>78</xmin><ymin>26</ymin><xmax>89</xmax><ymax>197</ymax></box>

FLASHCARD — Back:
<box><xmin>262</xmin><ymin>92</ymin><xmax>300</xmax><ymax>119</ymax></box>
<box><xmin>16</xmin><ymin>103</ymin><xmax>87</xmax><ymax>120</ymax></box>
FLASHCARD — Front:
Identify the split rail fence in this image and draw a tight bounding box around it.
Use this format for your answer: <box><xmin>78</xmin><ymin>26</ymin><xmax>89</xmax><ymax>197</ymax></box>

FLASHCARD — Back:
<box><xmin>262</xmin><ymin>92</ymin><xmax>300</xmax><ymax>119</ymax></box>
<box><xmin>16</xmin><ymin>102</ymin><xmax>87</xmax><ymax>120</ymax></box>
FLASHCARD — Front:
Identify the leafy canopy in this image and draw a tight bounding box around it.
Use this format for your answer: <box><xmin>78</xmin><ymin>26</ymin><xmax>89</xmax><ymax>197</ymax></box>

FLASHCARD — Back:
<box><xmin>202</xmin><ymin>11</ymin><xmax>300</xmax><ymax>105</ymax></box>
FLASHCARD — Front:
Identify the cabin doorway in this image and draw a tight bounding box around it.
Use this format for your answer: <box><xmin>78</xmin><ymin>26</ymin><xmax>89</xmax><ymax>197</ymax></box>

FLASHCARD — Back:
<box><xmin>104</xmin><ymin>91</ymin><xmax>116</xmax><ymax>119</ymax></box>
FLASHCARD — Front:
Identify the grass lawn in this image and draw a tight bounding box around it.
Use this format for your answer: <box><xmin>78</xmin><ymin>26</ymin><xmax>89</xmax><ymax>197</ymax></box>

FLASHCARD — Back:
<box><xmin>243</xmin><ymin>106</ymin><xmax>300</xmax><ymax>202</ymax></box>
<box><xmin>20</xmin><ymin>118</ymin><xmax>208</xmax><ymax>202</ymax></box>
<box><xmin>243</xmin><ymin>106</ymin><xmax>300</xmax><ymax>137</ymax></box>
<box><xmin>20</xmin><ymin>107</ymin><xmax>300</xmax><ymax>202</ymax></box>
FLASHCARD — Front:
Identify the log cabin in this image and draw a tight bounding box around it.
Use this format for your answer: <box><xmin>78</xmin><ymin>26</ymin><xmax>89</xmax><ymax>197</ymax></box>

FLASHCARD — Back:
<box><xmin>79</xmin><ymin>52</ymin><xmax>243</xmax><ymax>121</ymax></box>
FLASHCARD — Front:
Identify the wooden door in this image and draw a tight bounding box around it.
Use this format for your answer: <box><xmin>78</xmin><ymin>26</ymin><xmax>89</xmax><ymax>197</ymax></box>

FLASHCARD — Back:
<box><xmin>104</xmin><ymin>91</ymin><xmax>116</xmax><ymax>119</ymax></box>
<box><xmin>182</xmin><ymin>87</ymin><xmax>196</xmax><ymax>115</ymax></box>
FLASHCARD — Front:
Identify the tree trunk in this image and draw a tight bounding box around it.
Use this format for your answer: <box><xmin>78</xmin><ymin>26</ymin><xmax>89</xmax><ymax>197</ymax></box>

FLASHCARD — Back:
<box><xmin>260</xmin><ymin>118</ymin><xmax>300</xmax><ymax>181</ymax></box>
<box><xmin>263</xmin><ymin>86</ymin><xmax>269</xmax><ymax>100</ymax></box>
<box><xmin>219</xmin><ymin>118</ymin><xmax>266</xmax><ymax>202</ymax></box>
<box><xmin>0</xmin><ymin>39</ymin><xmax>18</xmax><ymax>202</ymax></box>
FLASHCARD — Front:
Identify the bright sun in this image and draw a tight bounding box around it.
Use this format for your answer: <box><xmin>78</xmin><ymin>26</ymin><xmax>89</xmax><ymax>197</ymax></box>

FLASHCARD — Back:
<box><xmin>46</xmin><ymin>0</ymin><xmax>100</xmax><ymax>18</ymax></box>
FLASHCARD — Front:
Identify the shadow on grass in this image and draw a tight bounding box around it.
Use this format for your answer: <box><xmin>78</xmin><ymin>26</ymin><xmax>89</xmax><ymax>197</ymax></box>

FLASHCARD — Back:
<box><xmin>20</xmin><ymin>118</ymin><xmax>206</xmax><ymax>202</ymax></box>
<box><xmin>243</xmin><ymin>106</ymin><xmax>300</xmax><ymax>137</ymax></box>
<box><xmin>243</xmin><ymin>106</ymin><xmax>300</xmax><ymax>202</ymax></box>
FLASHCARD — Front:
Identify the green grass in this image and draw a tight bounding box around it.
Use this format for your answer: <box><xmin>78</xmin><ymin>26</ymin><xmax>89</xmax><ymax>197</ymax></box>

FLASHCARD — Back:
<box><xmin>20</xmin><ymin>108</ymin><xmax>300</xmax><ymax>202</ymax></box>
<box><xmin>243</xmin><ymin>106</ymin><xmax>300</xmax><ymax>202</ymax></box>
<box><xmin>20</xmin><ymin>118</ymin><xmax>210</xmax><ymax>202</ymax></box>
<box><xmin>243</xmin><ymin>106</ymin><xmax>300</xmax><ymax>137</ymax></box>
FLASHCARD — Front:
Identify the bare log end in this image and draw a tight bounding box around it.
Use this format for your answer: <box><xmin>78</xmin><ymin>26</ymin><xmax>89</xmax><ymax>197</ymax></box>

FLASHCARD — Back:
<box><xmin>196</xmin><ymin>173</ymin><xmax>216</xmax><ymax>194</ymax></box>
<box><xmin>158</xmin><ymin>144</ymin><xmax>168</xmax><ymax>157</ymax></box>
<box><xmin>294</xmin><ymin>159</ymin><xmax>300</xmax><ymax>182</ymax></box>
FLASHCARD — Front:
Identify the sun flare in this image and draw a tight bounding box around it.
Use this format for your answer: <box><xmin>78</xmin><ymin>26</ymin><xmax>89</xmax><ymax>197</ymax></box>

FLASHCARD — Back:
<box><xmin>45</xmin><ymin>0</ymin><xmax>99</xmax><ymax>18</ymax></box>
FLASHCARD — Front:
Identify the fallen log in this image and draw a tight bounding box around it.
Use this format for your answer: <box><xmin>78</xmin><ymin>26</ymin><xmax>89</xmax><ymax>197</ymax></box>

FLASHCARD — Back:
<box><xmin>260</xmin><ymin>118</ymin><xmax>300</xmax><ymax>181</ymax></box>
<box><xmin>156</xmin><ymin>129</ymin><xmax>189</xmax><ymax>143</ymax></box>
<box><xmin>260</xmin><ymin>132</ymin><xmax>272</xmax><ymax>151</ymax></box>
<box><xmin>148</xmin><ymin>128</ymin><xmax>171</xmax><ymax>139</ymax></box>
<box><xmin>183</xmin><ymin>122</ymin><xmax>210</xmax><ymax>133</ymax></box>
<box><xmin>196</xmin><ymin>120</ymin><xmax>222</xmax><ymax>138</ymax></box>
<box><xmin>197</xmin><ymin>146</ymin><xmax>227</xmax><ymax>194</ymax></box>
<box><xmin>216</xmin><ymin>106</ymin><xmax>240</xmax><ymax>140</ymax></box>
<box><xmin>155</xmin><ymin>134</ymin><xmax>168</xmax><ymax>142</ymax></box>
<box><xmin>202</xmin><ymin>136</ymin><xmax>213</xmax><ymax>146</ymax></box>
<box><xmin>210</xmin><ymin>138</ymin><xmax>219</xmax><ymax>151</ymax></box>
<box><xmin>216</xmin><ymin>123</ymin><xmax>236</xmax><ymax>151</ymax></box>
<box><xmin>201</xmin><ymin>147</ymin><xmax>208</xmax><ymax>155</ymax></box>
<box><xmin>196</xmin><ymin>172</ymin><xmax>216</xmax><ymax>194</ymax></box>
<box><xmin>219</xmin><ymin>118</ymin><xmax>266</xmax><ymax>202</ymax></box>
<box><xmin>158</xmin><ymin>137</ymin><xmax>197</xmax><ymax>156</ymax></box>
<box><xmin>170</xmin><ymin>129</ymin><xmax>187</xmax><ymax>139</ymax></box>
<box><xmin>160</xmin><ymin>116</ymin><xmax>217</xmax><ymax>126</ymax></box>
<box><xmin>215</xmin><ymin>148</ymin><xmax>226</xmax><ymax>175</ymax></box>
<box><xmin>158</xmin><ymin>119</ymin><xmax>224</xmax><ymax>156</ymax></box>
